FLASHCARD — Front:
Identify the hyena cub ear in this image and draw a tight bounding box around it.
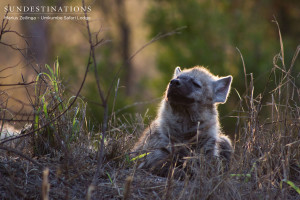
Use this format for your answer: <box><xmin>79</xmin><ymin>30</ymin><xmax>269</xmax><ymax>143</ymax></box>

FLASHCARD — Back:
<box><xmin>213</xmin><ymin>76</ymin><xmax>232</xmax><ymax>103</ymax></box>
<box><xmin>173</xmin><ymin>66</ymin><xmax>182</xmax><ymax>78</ymax></box>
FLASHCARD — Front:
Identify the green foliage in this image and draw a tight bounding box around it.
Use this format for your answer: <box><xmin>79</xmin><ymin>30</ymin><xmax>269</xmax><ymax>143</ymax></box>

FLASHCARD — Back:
<box><xmin>230</xmin><ymin>162</ymin><xmax>257</xmax><ymax>183</ymax></box>
<box><xmin>84</xmin><ymin>57</ymin><xmax>135</xmax><ymax>127</ymax></box>
<box><xmin>33</xmin><ymin>59</ymin><xmax>87</xmax><ymax>155</ymax></box>
<box><xmin>106</xmin><ymin>172</ymin><xmax>113</xmax><ymax>185</ymax></box>
<box><xmin>130</xmin><ymin>152</ymin><xmax>150</xmax><ymax>162</ymax></box>
<box><xmin>280</xmin><ymin>179</ymin><xmax>300</xmax><ymax>194</ymax></box>
<box><xmin>145</xmin><ymin>0</ymin><xmax>297</xmax><ymax>133</ymax></box>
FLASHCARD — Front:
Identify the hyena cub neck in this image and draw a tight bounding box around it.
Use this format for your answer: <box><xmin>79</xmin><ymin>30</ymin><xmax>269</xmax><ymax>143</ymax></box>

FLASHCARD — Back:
<box><xmin>133</xmin><ymin>66</ymin><xmax>233</xmax><ymax>176</ymax></box>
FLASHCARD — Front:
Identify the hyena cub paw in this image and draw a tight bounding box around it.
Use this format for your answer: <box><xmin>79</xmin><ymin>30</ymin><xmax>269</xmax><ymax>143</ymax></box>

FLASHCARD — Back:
<box><xmin>217</xmin><ymin>135</ymin><xmax>233</xmax><ymax>170</ymax></box>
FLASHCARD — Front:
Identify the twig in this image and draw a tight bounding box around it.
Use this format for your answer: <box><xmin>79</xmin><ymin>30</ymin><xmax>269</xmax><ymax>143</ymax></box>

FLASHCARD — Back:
<box><xmin>0</xmin><ymin>49</ymin><xmax>92</xmax><ymax>145</ymax></box>
<box><xmin>236</xmin><ymin>47</ymin><xmax>248</xmax><ymax>96</ymax></box>
<box><xmin>0</xmin><ymin>6</ymin><xmax>47</xmax><ymax>84</ymax></box>
<box><xmin>272</xmin><ymin>16</ymin><xmax>285</xmax><ymax>69</ymax></box>
<box><xmin>0</xmin><ymin>61</ymin><xmax>21</xmax><ymax>73</ymax></box>
<box><xmin>128</xmin><ymin>27</ymin><xmax>186</xmax><ymax>62</ymax></box>
<box><xmin>82</xmin><ymin>0</ymin><xmax>105</xmax><ymax>105</ymax></box>
<box><xmin>105</xmin><ymin>26</ymin><xmax>186</xmax><ymax>102</ymax></box>
<box><xmin>0</xmin><ymin>81</ymin><xmax>36</xmax><ymax>87</ymax></box>
<box><xmin>81</xmin><ymin>0</ymin><xmax>109</xmax><ymax>186</ymax></box>
<box><xmin>0</xmin><ymin>145</ymin><xmax>43</xmax><ymax>168</ymax></box>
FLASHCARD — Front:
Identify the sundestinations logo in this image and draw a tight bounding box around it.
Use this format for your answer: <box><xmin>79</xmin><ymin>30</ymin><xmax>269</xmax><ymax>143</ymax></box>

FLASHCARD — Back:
<box><xmin>4</xmin><ymin>5</ymin><xmax>92</xmax><ymax>13</ymax></box>
<box><xmin>3</xmin><ymin>1</ymin><xmax>92</xmax><ymax>21</ymax></box>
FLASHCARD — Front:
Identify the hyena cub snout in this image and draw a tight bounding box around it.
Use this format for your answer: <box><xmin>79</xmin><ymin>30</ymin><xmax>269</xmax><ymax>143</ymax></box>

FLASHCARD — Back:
<box><xmin>167</xmin><ymin>76</ymin><xmax>196</xmax><ymax>104</ymax></box>
<box><xmin>169</xmin><ymin>78</ymin><xmax>180</xmax><ymax>86</ymax></box>
<box><xmin>133</xmin><ymin>66</ymin><xmax>233</xmax><ymax>176</ymax></box>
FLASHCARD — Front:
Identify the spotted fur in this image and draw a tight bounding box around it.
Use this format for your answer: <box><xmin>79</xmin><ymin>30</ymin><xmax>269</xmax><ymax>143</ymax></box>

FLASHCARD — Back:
<box><xmin>132</xmin><ymin>66</ymin><xmax>233</xmax><ymax>176</ymax></box>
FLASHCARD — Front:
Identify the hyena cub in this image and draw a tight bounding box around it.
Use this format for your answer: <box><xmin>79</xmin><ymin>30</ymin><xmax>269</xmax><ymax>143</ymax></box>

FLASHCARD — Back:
<box><xmin>132</xmin><ymin>66</ymin><xmax>233</xmax><ymax>176</ymax></box>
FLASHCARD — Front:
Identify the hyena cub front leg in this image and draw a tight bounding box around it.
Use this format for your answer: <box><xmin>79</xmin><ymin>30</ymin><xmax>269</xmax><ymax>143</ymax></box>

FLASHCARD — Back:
<box><xmin>137</xmin><ymin>148</ymin><xmax>171</xmax><ymax>176</ymax></box>
<box><xmin>133</xmin><ymin>126</ymin><xmax>189</xmax><ymax>176</ymax></box>
<box><xmin>202</xmin><ymin>136</ymin><xmax>218</xmax><ymax>157</ymax></box>
<box><xmin>218</xmin><ymin>134</ymin><xmax>233</xmax><ymax>162</ymax></box>
<box><xmin>132</xmin><ymin>126</ymin><xmax>170</xmax><ymax>175</ymax></box>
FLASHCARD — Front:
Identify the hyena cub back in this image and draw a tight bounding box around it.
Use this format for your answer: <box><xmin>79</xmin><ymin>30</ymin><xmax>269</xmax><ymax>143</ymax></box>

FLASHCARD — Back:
<box><xmin>132</xmin><ymin>66</ymin><xmax>233</xmax><ymax>176</ymax></box>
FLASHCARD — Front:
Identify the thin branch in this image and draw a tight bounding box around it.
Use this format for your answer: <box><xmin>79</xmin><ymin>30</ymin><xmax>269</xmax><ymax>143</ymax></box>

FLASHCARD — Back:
<box><xmin>236</xmin><ymin>47</ymin><xmax>248</xmax><ymax>96</ymax></box>
<box><xmin>272</xmin><ymin>16</ymin><xmax>285</xmax><ymax>69</ymax></box>
<box><xmin>0</xmin><ymin>6</ymin><xmax>46</xmax><ymax>83</ymax></box>
<box><xmin>0</xmin><ymin>146</ymin><xmax>43</xmax><ymax>168</ymax></box>
<box><xmin>82</xmin><ymin>0</ymin><xmax>105</xmax><ymax>104</ymax></box>
<box><xmin>105</xmin><ymin>26</ymin><xmax>186</xmax><ymax>102</ymax></box>
<box><xmin>21</xmin><ymin>73</ymin><xmax>35</xmax><ymax>106</ymax></box>
<box><xmin>0</xmin><ymin>49</ymin><xmax>92</xmax><ymax>145</ymax></box>
<box><xmin>0</xmin><ymin>7</ymin><xmax>9</xmax><ymax>41</ymax></box>
<box><xmin>0</xmin><ymin>81</ymin><xmax>36</xmax><ymax>87</ymax></box>
<box><xmin>2</xmin><ymin>29</ymin><xmax>31</xmax><ymax>39</ymax></box>
<box><xmin>0</xmin><ymin>41</ymin><xmax>28</xmax><ymax>51</ymax></box>
<box><xmin>0</xmin><ymin>61</ymin><xmax>21</xmax><ymax>73</ymax></box>
<box><xmin>0</xmin><ymin>74</ymin><xmax>12</xmax><ymax>79</ymax></box>
<box><xmin>1</xmin><ymin>119</ymin><xmax>34</xmax><ymax>123</ymax></box>
<box><xmin>129</xmin><ymin>27</ymin><xmax>186</xmax><ymax>62</ymax></box>
<box><xmin>82</xmin><ymin>0</ymin><xmax>109</xmax><ymax>186</ymax></box>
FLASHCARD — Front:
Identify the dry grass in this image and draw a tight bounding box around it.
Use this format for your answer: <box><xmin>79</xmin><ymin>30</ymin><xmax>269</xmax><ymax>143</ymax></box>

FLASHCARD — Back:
<box><xmin>1</xmin><ymin>49</ymin><xmax>299</xmax><ymax>200</ymax></box>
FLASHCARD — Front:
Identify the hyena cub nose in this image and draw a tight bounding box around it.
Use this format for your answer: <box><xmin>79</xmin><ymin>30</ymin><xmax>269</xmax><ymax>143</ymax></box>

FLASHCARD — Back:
<box><xmin>132</xmin><ymin>66</ymin><xmax>233</xmax><ymax>177</ymax></box>
<box><xmin>170</xmin><ymin>79</ymin><xmax>180</xmax><ymax>86</ymax></box>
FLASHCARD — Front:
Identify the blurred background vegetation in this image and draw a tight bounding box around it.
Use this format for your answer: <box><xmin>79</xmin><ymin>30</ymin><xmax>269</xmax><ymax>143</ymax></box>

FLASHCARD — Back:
<box><xmin>1</xmin><ymin>0</ymin><xmax>299</xmax><ymax>135</ymax></box>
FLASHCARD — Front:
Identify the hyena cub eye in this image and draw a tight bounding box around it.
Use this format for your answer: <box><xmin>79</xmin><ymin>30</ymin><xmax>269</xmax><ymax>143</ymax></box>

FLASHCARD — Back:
<box><xmin>192</xmin><ymin>80</ymin><xmax>202</xmax><ymax>88</ymax></box>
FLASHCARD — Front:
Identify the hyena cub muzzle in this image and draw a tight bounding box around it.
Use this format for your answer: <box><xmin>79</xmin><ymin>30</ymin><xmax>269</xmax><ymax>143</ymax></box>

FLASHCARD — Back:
<box><xmin>132</xmin><ymin>66</ymin><xmax>233</xmax><ymax>177</ymax></box>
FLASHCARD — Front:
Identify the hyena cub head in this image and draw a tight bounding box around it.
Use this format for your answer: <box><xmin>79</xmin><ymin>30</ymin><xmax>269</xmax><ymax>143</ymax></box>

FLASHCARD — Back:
<box><xmin>166</xmin><ymin>66</ymin><xmax>232</xmax><ymax>115</ymax></box>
